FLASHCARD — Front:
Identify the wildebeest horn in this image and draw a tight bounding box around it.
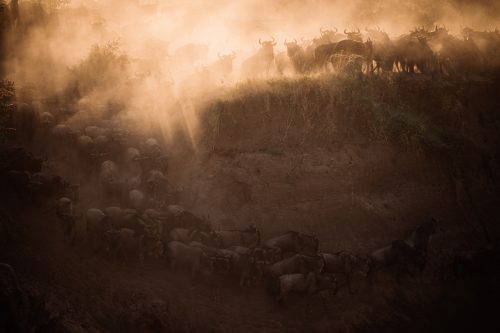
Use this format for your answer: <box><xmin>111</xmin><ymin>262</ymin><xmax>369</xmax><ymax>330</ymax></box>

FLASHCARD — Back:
<box><xmin>259</xmin><ymin>38</ymin><xmax>263</xmax><ymax>45</ymax></box>
<box><xmin>377</xmin><ymin>25</ymin><xmax>380</xmax><ymax>31</ymax></box>
<box><xmin>356</xmin><ymin>28</ymin><xmax>360</xmax><ymax>33</ymax></box>
<box><xmin>333</xmin><ymin>27</ymin><xmax>338</xmax><ymax>33</ymax></box>
<box><xmin>344</xmin><ymin>28</ymin><xmax>348</xmax><ymax>34</ymax></box>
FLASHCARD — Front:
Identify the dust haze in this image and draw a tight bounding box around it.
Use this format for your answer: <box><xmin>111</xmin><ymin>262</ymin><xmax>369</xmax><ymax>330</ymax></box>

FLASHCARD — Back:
<box><xmin>3</xmin><ymin>0</ymin><xmax>499</xmax><ymax>147</ymax></box>
<box><xmin>2</xmin><ymin>1</ymin><xmax>500</xmax><ymax>332</ymax></box>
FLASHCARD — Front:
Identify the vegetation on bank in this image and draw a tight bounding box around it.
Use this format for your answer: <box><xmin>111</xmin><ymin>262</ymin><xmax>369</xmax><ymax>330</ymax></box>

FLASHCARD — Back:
<box><xmin>204</xmin><ymin>73</ymin><xmax>491</xmax><ymax>153</ymax></box>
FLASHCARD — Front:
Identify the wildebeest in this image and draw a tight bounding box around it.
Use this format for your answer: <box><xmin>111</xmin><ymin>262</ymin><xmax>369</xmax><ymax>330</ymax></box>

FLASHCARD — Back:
<box><xmin>212</xmin><ymin>225</ymin><xmax>260</xmax><ymax>248</ymax></box>
<box><xmin>166</xmin><ymin>241</ymin><xmax>214</xmax><ymax>278</ymax></box>
<box><xmin>365</xmin><ymin>27</ymin><xmax>396</xmax><ymax>72</ymax></box>
<box><xmin>267</xmin><ymin>254</ymin><xmax>325</xmax><ymax>279</ymax></box>
<box><xmin>212</xmin><ymin>247</ymin><xmax>261</xmax><ymax>287</ymax></box>
<box><xmin>312</xmin><ymin>27</ymin><xmax>341</xmax><ymax>46</ymax></box>
<box><xmin>274</xmin><ymin>50</ymin><xmax>293</xmax><ymax>76</ymax></box>
<box><xmin>393</xmin><ymin>34</ymin><xmax>435</xmax><ymax>74</ymax></box>
<box><xmin>321</xmin><ymin>252</ymin><xmax>370</xmax><ymax>293</ymax></box>
<box><xmin>368</xmin><ymin>239</ymin><xmax>425</xmax><ymax>282</ymax></box>
<box><xmin>85</xmin><ymin>208</ymin><xmax>111</xmax><ymax>252</ymax></box>
<box><xmin>169</xmin><ymin>228</ymin><xmax>197</xmax><ymax>243</ymax></box>
<box><xmin>99</xmin><ymin>160</ymin><xmax>122</xmax><ymax>199</ymax></box>
<box><xmin>344</xmin><ymin>28</ymin><xmax>363</xmax><ymax>42</ymax></box>
<box><xmin>275</xmin><ymin>272</ymin><xmax>337</xmax><ymax>309</ymax></box>
<box><xmin>127</xmin><ymin>188</ymin><xmax>144</xmax><ymax>209</ymax></box>
<box><xmin>146</xmin><ymin>169</ymin><xmax>170</xmax><ymax>200</ymax></box>
<box><xmin>29</xmin><ymin>172</ymin><xmax>69</xmax><ymax>201</ymax></box>
<box><xmin>265</xmin><ymin>231</ymin><xmax>319</xmax><ymax>256</ymax></box>
<box><xmin>104</xmin><ymin>228</ymin><xmax>143</xmax><ymax>262</ymax></box>
<box><xmin>285</xmin><ymin>39</ymin><xmax>314</xmax><ymax>74</ymax></box>
<box><xmin>462</xmin><ymin>26</ymin><xmax>500</xmax><ymax>69</ymax></box>
<box><xmin>55</xmin><ymin>197</ymin><xmax>78</xmax><ymax>239</ymax></box>
<box><xmin>331</xmin><ymin>39</ymin><xmax>374</xmax><ymax>72</ymax></box>
<box><xmin>314</xmin><ymin>42</ymin><xmax>338</xmax><ymax>71</ymax></box>
<box><xmin>206</xmin><ymin>52</ymin><xmax>236</xmax><ymax>83</ymax></box>
<box><xmin>103</xmin><ymin>207</ymin><xmax>145</xmax><ymax>234</ymax></box>
<box><xmin>241</xmin><ymin>38</ymin><xmax>277</xmax><ymax>78</ymax></box>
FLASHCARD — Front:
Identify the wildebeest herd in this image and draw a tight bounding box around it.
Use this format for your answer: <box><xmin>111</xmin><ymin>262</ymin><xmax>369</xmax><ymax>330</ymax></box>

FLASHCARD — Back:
<box><xmin>208</xmin><ymin>25</ymin><xmax>500</xmax><ymax>79</ymax></box>
<box><xmin>28</xmin><ymin>110</ymin><xmax>443</xmax><ymax>307</ymax></box>
<box><xmin>1</xmin><ymin>105</ymin><xmax>445</xmax><ymax>309</ymax></box>
<box><xmin>1</xmin><ymin>79</ymin><xmax>500</xmax><ymax>319</ymax></box>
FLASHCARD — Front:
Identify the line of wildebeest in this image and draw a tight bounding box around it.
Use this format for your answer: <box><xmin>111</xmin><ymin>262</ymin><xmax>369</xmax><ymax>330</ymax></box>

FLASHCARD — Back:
<box><xmin>211</xmin><ymin>25</ymin><xmax>500</xmax><ymax>81</ymax></box>
<box><xmin>1</xmin><ymin>104</ymin><xmax>500</xmax><ymax>310</ymax></box>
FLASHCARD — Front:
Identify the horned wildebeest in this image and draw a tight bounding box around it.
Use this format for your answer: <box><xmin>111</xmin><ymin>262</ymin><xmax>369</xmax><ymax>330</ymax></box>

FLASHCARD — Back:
<box><xmin>99</xmin><ymin>160</ymin><xmax>123</xmax><ymax>200</ymax></box>
<box><xmin>312</xmin><ymin>27</ymin><xmax>341</xmax><ymax>46</ymax></box>
<box><xmin>0</xmin><ymin>263</ymin><xmax>29</xmax><ymax>333</ymax></box>
<box><xmin>393</xmin><ymin>35</ymin><xmax>435</xmax><ymax>74</ymax></box>
<box><xmin>207</xmin><ymin>52</ymin><xmax>236</xmax><ymax>83</ymax></box>
<box><xmin>344</xmin><ymin>28</ymin><xmax>363</xmax><ymax>42</ymax></box>
<box><xmin>331</xmin><ymin>39</ymin><xmax>374</xmax><ymax>72</ymax></box>
<box><xmin>241</xmin><ymin>38</ymin><xmax>277</xmax><ymax>78</ymax></box>
<box><xmin>314</xmin><ymin>42</ymin><xmax>338</xmax><ymax>71</ymax></box>
<box><xmin>275</xmin><ymin>272</ymin><xmax>337</xmax><ymax>309</ymax></box>
<box><xmin>166</xmin><ymin>241</ymin><xmax>214</xmax><ymax>278</ymax></box>
<box><xmin>274</xmin><ymin>50</ymin><xmax>294</xmax><ymax>76</ymax></box>
<box><xmin>211</xmin><ymin>247</ymin><xmax>262</xmax><ymax>287</ymax></box>
<box><xmin>285</xmin><ymin>39</ymin><xmax>314</xmax><ymax>74</ymax></box>
<box><xmin>321</xmin><ymin>252</ymin><xmax>371</xmax><ymax>294</ymax></box>
<box><xmin>461</xmin><ymin>27</ymin><xmax>500</xmax><ymax>69</ymax></box>
<box><xmin>365</xmin><ymin>27</ymin><xmax>396</xmax><ymax>72</ymax></box>
<box><xmin>426</xmin><ymin>26</ymin><xmax>486</xmax><ymax>75</ymax></box>
<box><xmin>265</xmin><ymin>231</ymin><xmax>319</xmax><ymax>256</ymax></box>
<box><xmin>55</xmin><ymin>197</ymin><xmax>79</xmax><ymax>239</ymax></box>
<box><xmin>103</xmin><ymin>206</ymin><xmax>145</xmax><ymax>231</ymax></box>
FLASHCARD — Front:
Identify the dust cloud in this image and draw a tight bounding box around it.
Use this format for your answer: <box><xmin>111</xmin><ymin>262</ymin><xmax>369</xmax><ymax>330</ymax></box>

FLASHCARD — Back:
<box><xmin>2</xmin><ymin>0</ymin><xmax>499</xmax><ymax>147</ymax></box>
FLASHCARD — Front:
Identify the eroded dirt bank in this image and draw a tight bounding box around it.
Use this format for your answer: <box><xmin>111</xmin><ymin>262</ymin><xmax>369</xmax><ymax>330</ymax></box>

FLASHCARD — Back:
<box><xmin>2</xmin><ymin>74</ymin><xmax>500</xmax><ymax>332</ymax></box>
